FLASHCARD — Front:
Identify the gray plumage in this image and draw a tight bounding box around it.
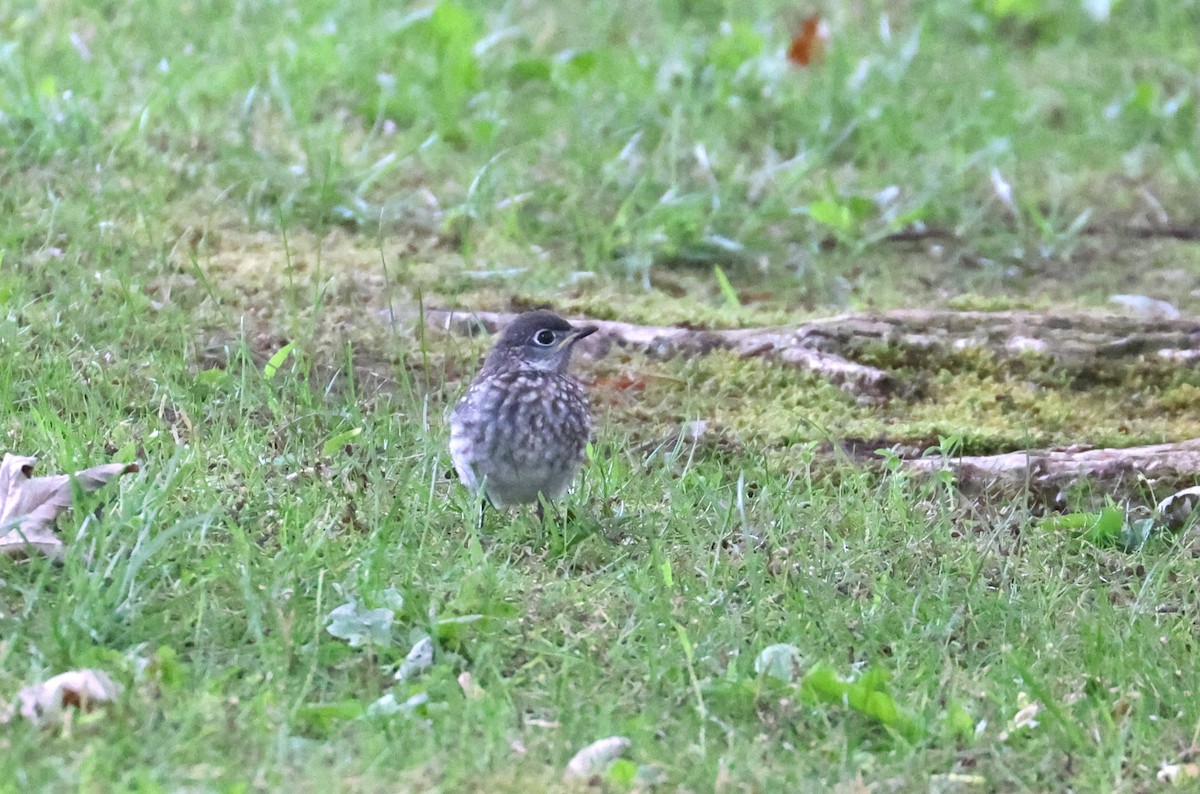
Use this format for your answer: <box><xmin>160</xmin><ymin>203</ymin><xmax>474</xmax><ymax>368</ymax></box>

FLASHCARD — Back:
<box><xmin>449</xmin><ymin>310</ymin><xmax>597</xmax><ymax>512</ymax></box>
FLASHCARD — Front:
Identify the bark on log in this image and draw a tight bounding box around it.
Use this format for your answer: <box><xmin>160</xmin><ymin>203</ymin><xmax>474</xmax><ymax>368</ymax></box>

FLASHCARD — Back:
<box><xmin>902</xmin><ymin>438</ymin><xmax>1200</xmax><ymax>492</ymax></box>
<box><xmin>426</xmin><ymin>308</ymin><xmax>1200</xmax><ymax>399</ymax></box>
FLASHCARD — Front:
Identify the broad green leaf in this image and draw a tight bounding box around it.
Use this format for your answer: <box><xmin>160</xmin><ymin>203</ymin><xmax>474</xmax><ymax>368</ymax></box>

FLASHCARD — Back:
<box><xmin>807</xmin><ymin>199</ymin><xmax>853</xmax><ymax>232</ymax></box>
<box><xmin>801</xmin><ymin>664</ymin><xmax>849</xmax><ymax>701</ymax></box>
<box><xmin>263</xmin><ymin>342</ymin><xmax>295</xmax><ymax>380</ymax></box>
<box><xmin>296</xmin><ymin>700</ymin><xmax>366</xmax><ymax>729</ymax></box>
<box><xmin>322</xmin><ymin>427</ymin><xmax>363</xmax><ymax>457</ymax></box>
<box><xmin>943</xmin><ymin>700</ymin><xmax>977</xmax><ymax>743</ymax></box>
<box><xmin>659</xmin><ymin>558</ymin><xmax>673</xmax><ymax>588</ymax></box>
<box><xmin>857</xmin><ymin>666</ymin><xmax>892</xmax><ymax>693</ymax></box>
<box><xmin>845</xmin><ymin>196</ymin><xmax>877</xmax><ymax>221</ymax></box>
<box><xmin>557</xmin><ymin>50</ymin><xmax>599</xmax><ymax>82</ymax></box>
<box><xmin>607</xmin><ymin>758</ymin><xmax>639</xmax><ymax>787</ymax></box>
<box><xmin>1080</xmin><ymin>509</ymin><xmax>1125</xmax><ymax>546</ymax></box>
<box><xmin>428</xmin><ymin>2</ymin><xmax>476</xmax><ymax>44</ymax></box>
<box><xmin>1043</xmin><ymin>507</ymin><xmax>1126</xmax><ymax>546</ymax></box>
<box><xmin>1129</xmin><ymin>81</ymin><xmax>1157</xmax><ymax>115</ymax></box>
<box><xmin>148</xmin><ymin>646</ymin><xmax>184</xmax><ymax>691</ymax></box>
<box><xmin>801</xmin><ymin>663</ymin><xmax>922</xmax><ymax>740</ymax></box>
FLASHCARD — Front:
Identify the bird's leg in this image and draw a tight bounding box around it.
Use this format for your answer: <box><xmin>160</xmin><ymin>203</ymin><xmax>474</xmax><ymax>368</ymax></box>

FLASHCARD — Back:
<box><xmin>473</xmin><ymin>475</ymin><xmax>491</xmax><ymax>532</ymax></box>
<box><xmin>465</xmin><ymin>494</ymin><xmax>494</xmax><ymax>556</ymax></box>
<box><xmin>535</xmin><ymin>495</ymin><xmax>564</xmax><ymax>527</ymax></box>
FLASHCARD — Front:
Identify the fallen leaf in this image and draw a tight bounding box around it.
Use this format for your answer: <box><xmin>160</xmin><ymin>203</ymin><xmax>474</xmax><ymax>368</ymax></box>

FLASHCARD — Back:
<box><xmin>0</xmin><ymin>453</ymin><xmax>139</xmax><ymax>560</ymax></box>
<box><xmin>366</xmin><ymin>691</ymin><xmax>428</xmax><ymax>718</ymax></box>
<box><xmin>17</xmin><ymin>669</ymin><xmax>121</xmax><ymax>726</ymax></box>
<box><xmin>1159</xmin><ymin>485</ymin><xmax>1200</xmax><ymax>531</ymax></box>
<box><xmin>1158</xmin><ymin>762</ymin><xmax>1200</xmax><ymax>785</ymax></box>
<box><xmin>564</xmin><ymin>736</ymin><xmax>631</xmax><ymax>780</ymax></box>
<box><xmin>754</xmin><ymin>643</ymin><xmax>804</xmax><ymax>683</ymax></box>
<box><xmin>394</xmin><ymin>636</ymin><xmax>434</xmax><ymax>681</ymax></box>
<box><xmin>325</xmin><ymin>599</ymin><xmax>394</xmax><ymax>648</ymax></box>
<box><xmin>457</xmin><ymin>671</ymin><xmax>485</xmax><ymax>700</ymax></box>
<box><xmin>787</xmin><ymin>14</ymin><xmax>829</xmax><ymax>66</ymax></box>
<box><xmin>1011</xmin><ymin>693</ymin><xmax>1040</xmax><ymax>731</ymax></box>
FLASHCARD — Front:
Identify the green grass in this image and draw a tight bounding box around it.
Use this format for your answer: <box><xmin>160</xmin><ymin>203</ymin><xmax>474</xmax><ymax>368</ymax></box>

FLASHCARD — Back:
<box><xmin>3</xmin><ymin>0</ymin><xmax>1200</xmax><ymax>790</ymax></box>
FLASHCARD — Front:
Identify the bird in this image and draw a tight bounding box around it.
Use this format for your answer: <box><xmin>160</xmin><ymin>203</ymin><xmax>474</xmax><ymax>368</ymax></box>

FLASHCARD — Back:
<box><xmin>449</xmin><ymin>310</ymin><xmax>598</xmax><ymax>522</ymax></box>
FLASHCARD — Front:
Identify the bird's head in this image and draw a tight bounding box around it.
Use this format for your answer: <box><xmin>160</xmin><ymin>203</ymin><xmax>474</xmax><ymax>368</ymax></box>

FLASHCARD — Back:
<box><xmin>485</xmin><ymin>310</ymin><xmax>598</xmax><ymax>373</ymax></box>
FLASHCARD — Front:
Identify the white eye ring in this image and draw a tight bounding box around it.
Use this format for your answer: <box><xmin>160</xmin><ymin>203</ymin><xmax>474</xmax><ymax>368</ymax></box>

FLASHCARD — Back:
<box><xmin>533</xmin><ymin>329</ymin><xmax>557</xmax><ymax>346</ymax></box>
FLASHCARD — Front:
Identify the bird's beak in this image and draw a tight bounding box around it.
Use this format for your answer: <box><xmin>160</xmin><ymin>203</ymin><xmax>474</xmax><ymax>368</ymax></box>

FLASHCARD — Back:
<box><xmin>563</xmin><ymin>325</ymin><xmax>598</xmax><ymax>347</ymax></box>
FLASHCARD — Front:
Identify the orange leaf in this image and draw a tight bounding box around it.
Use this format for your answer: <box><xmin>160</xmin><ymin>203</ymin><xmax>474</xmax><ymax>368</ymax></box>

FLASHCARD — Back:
<box><xmin>787</xmin><ymin>14</ymin><xmax>828</xmax><ymax>67</ymax></box>
<box><xmin>593</xmin><ymin>372</ymin><xmax>648</xmax><ymax>393</ymax></box>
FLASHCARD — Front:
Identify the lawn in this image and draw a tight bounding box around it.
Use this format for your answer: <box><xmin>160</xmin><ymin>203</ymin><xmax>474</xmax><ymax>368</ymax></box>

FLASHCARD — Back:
<box><xmin>2</xmin><ymin>0</ymin><xmax>1200</xmax><ymax>791</ymax></box>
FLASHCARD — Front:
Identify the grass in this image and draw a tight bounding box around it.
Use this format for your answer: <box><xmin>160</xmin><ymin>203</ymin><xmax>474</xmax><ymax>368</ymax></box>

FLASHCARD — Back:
<box><xmin>2</xmin><ymin>0</ymin><xmax>1200</xmax><ymax>790</ymax></box>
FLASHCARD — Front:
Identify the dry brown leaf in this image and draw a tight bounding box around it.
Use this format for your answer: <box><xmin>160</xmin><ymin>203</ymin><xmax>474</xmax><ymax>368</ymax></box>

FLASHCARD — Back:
<box><xmin>17</xmin><ymin>669</ymin><xmax>122</xmax><ymax>726</ymax></box>
<box><xmin>0</xmin><ymin>453</ymin><xmax>139</xmax><ymax>560</ymax></box>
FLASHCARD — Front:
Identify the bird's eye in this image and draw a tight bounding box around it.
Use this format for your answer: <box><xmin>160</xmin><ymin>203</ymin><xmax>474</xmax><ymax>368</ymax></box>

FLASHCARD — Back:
<box><xmin>533</xmin><ymin>329</ymin><xmax>557</xmax><ymax>346</ymax></box>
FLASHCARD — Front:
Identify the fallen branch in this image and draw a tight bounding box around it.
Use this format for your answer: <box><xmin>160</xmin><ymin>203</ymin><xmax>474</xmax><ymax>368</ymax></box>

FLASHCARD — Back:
<box><xmin>427</xmin><ymin>309</ymin><xmax>892</xmax><ymax>396</ymax></box>
<box><xmin>426</xmin><ymin>308</ymin><xmax>1200</xmax><ymax>398</ymax></box>
<box><xmin>903</xmin><ymin>438</ymin><xmax>1200</xmax><ymax>492</ymax></box>
<box><xmin>883</xmin><ymin>223</ymin><xmax>1200</xmax><ymax>244</ymax></box>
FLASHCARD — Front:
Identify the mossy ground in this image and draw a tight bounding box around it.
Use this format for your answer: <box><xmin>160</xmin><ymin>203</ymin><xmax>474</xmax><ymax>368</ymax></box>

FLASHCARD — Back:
<box><xmin>180</xmin><ymin>220</ymin><xmax>1200</xmax><ymax>463</ymax></box>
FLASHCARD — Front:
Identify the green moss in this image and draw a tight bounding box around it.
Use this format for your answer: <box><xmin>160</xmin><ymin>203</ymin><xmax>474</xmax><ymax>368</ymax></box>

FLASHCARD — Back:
<box><xmin>594</xmin><ymin>344</ymin><xmax>1200</xmax><ymax>459</ymax></box>
<box><xmin>945</xmin><ymin>293</ymin><xmax>1026</xmax><ymax>312</ymax></box>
